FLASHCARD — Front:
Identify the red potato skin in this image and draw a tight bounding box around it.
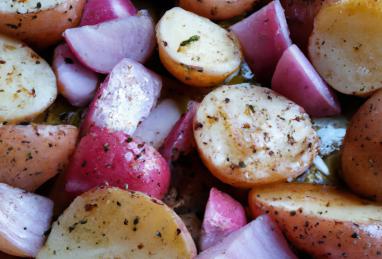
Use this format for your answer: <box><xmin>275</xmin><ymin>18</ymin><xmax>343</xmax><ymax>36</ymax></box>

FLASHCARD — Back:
<box><xmin>272</xmin><ymin>44</ymin><xmax>341</xmax><ymax>117</ymax></box>
<box><xmin>80</xmin><ymin>0</ymin><xmax>137</xmax><ymax>26</ymax></box>
<box><xmin>64</xmin><ymin>127</ymin><xmax>170</xmax><ymax>200</ymax></box>
<box><xmin>159</xmin><ymin>101</ymin><xmax>199</xmax><ymax>162</ymax></box>
<box><xmin>230</xmin><ymin>0</ymin><xmax>291</xmax><ymax>83</ymax></box>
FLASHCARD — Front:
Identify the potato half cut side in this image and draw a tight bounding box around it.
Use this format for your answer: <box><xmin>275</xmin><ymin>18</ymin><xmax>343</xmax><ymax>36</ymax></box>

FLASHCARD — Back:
<box><xmin>37</xmin><ymin>187</ymin><xmax>197</xmax><ymax>259</ymax></box>
<box><xmin>194</xmin><ymin>84</ymin><xmax>319</xmax><ymax>188</ymax></box>
<box><xmin>309</xmin><ymin>0</ymin><xmax>382</xmax><ymax>96</ymax></box>
<box><xmin>156</xmin><ymin>7</ymin><xmax>242</xmax><ymax>87</ymax></box>
<box><xmin>249</xmin><ymin>183</ymin><xmax>382</xmax><ymax>258</ymax></box>
<box><xmin>0</xmin><ymin>35</ymin><xmax>57</xmax><ymax>123</ymax></box>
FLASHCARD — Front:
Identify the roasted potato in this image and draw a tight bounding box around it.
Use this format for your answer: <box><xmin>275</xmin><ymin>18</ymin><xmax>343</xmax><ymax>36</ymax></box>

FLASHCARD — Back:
<box><xmin>249</xmin><ymin>183</ymin><xmax>382</xmax><ymax>259</ymax></box>
<box><xmin>0</xmin><ymin>0</ymin><xmax>85</xmax><ymax>49</ymax></box>
<box><xmin>341</xmin><ymin>89</ymin><xmax>382</xmax><ymax>201</ymax></box>
<box><xmin>37</xmin><ymin>187</ymin><xmax>197</xmax><ymax>258</ymax></box>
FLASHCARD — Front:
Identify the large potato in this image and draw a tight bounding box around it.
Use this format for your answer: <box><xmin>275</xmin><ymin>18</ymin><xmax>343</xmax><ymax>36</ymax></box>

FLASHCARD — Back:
<box><xmin>0</xmin><ymin>0</ymin><xmax>85</xmax><ymax>49</ymax></box>
<box><xmin>0</xmin><ymin>35</ymin><xmax>57</xmax><ymax>124</ymax></box>
<box><xmin>37</xmin><ymin>187</ymin><xmax>197</xmax><ymax>259</ymax></box>
<box><xmin>194</xmin><ymin>84</ymin><xmax>319</xmax><ymax>188</ymax></box>
<box><xmin>249</xmin><ymin>183</ymin><xmax>382</xmax><ymax>259</ymax></box>
<box><xmin>341</xmin><ymin>89</ymin><xmax>382</xmax><ymax>201</ymax></box>
<box><xmin>309</xmin><ymin>0</ymin><xmax>382</xmax><ymax>96</ymax></box>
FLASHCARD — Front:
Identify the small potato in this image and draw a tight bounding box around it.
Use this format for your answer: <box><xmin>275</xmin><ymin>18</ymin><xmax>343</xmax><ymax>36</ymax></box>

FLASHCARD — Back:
<box><xmin>178</xmin><ymin>0</ymin><xmax>257</xmax><ymax>20</ymax></box>
<box><xmin>0</xmin><ymin>35</ymin><xmax>57</xmax><ymax>124</ymax></box>
<box><xmin>249</xmin><ymin>183</ymin><xmax>382</xmax><ymax>259</ymax></box>
<box><xmin>37</xmin><ymin>187</ymin><xmax>197</xmax><ymax>259</ymax></box>
<box><xmin>341</xmin><ymin>89</ymin><xmax>382</xmax><ymax>201</ymax></box>
<box><xmin>0</xmin><ymin>125</ymin><xmax>78</xmax><ymax>191</ymax></box>
<box><xmin>156</xmin><ymin>7</ymin><xmax>242</xmax><ymax>87</ymax></box>
<box><xmin>309</xmin><ymin>0</ymin><xmax>382</xmax><ymax>96</ymax></box>
<box><xmin>194</xmin><ymin>84</ymin><xmax>319</xmax><ymax>188</ymax></box>
<box><xmin>0</xmin><ymin>0</ymin><xmax>85</xmax><ymax>49</ymax></box>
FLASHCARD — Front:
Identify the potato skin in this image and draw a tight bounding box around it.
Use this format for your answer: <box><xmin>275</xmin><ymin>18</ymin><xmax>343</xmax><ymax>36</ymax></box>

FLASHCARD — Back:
<box><xmin>179</xmin><ymin>0</ymin><xmax>257</xmax><ymax>20</ymax></box>
<box><xmin>341</xmin><ymin>90</ymin><xmax>382</xmax><ymax>201</ymax></box>
<box><xmin>0</xmin><ymin>0</ymin><xmax>85</xmax><ymax>49</ymax></box>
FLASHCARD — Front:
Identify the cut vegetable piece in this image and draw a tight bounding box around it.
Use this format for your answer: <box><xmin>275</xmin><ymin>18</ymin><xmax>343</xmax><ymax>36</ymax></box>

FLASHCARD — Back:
<box><xmin>0</xmin><ymin>183</ymin><xmax>53</xmax><ymax>257</ymax></box>
<box><xmin>38</xmin><ymin>187</ymin><xmax>197</xmax><ymax>259</ymax></box>
<box><xmin>0</xmin><ymin>35</ymin><xmax>57</xmax><ymax>123</ymax></box>
<box><xmin>65</xmin><ymin>127</ymin><xmax>170</xmax><ymax>199</ymax></box>
<box><xmin>0</xmin><ymin>0</ymin><xmax>85</xmax><ymax>49</ymax></box>
<box><xmin>249</xmin><ymin>183</ymin><xmax>382</xmax><ymax>258</ymax></box>
<box><xmin>199</xmin><ymin>188</ymin><xmax>247</xmax><ymax>251</ymax></box>
<box><xmin>80</xmin><ymin>0</ymin><xmax>137</xmax><ymax>26</ymax></box>
<box><xmin>156</xmin><ymin>7</ymin><xmax>242</xmax><ymax>87</ymax></box>
<box><xmin>81</xmin><ymin>58</ymin><xmax>161</xmax><ymax>135</ymax></box>
<box><xmin>194</xmin><ymin>84</ymin><xmax>319</xmax><ymax>188</ymax></box>
<box><xmin>272</xmin><ymin>44</ymin><xmax>341</xmax><ymax>117</ymax></box>
<box><xmin>0</xmin><ymin>125</ymin><xmax>78</xmax><ymax>191</ymax></box>
<box><xmin>159</xmin><ymin>101</ymin><xmax>198</xmax><ymax>161</ymax></box>
<box><xmin>64</xmin><ymin>10</ymin><xmax>155</xmax><ymax>74</ymax></box>
<box><xmin>133</xmin><ymin>99</ymin><xmax>181</xmax><ymax>149</ymax></box>
<box><xmin>53</xmin><ymin>43</ymin><xmax>98</xmax><ymax>107</ymax></box>
<box><xmin>197</xmin><ymin>215</ymin><xmax>297</xmax><ymax>259</ymax></box>
<box><xmin>309</xmin><ymin>0</ymin><xmax>382</xmax><ymax>96</ymax></box>
<box><xmin>230</xmin><ymin>0</ymin><xmax>291</xmax><ymax>83</ymax></box>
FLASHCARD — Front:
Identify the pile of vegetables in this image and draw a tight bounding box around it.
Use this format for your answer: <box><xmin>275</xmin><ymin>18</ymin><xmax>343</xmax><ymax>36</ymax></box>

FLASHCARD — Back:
<box><xmin>0</xmin><ymin>0</ymin><xmax>381</xmax><ymax>258</ymax></box>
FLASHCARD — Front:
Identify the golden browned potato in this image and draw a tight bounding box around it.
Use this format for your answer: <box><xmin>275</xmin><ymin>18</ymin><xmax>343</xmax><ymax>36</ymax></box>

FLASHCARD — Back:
<box><xmin>0</xmin><ymin>0</ymin><xmax>86</xmax><ymax>49</ymax></box>
<box><xmin>341</xmin><ymin>89</ymin><xmax>382</xmax><ymax>201</ymax></box>
<box><xmin>178</xmin><ymin>0</ymin><xmax>257</xmax><ymax>20</ymax></box>
<box><xmin>249</xmin><ymin>183</ymin><xmax>382</xmax><ymax>259</ymax></box>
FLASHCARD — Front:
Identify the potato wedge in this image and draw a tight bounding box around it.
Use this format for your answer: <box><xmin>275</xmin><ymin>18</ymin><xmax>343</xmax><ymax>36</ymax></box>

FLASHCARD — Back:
<box><xmin>156</xmin><ymin>7</ymin><xmax>242</xmax><ymax>87</ymax></box>
<box><xmin>0</xmin><ymin>35</ymin><xmax>57</xmax><ymax>124</ymax></box>
<box><xmin>249</xmin><ymin>183</ymin><xmax>382</xmax><ymax>258</ymax></box>
<box><xmin>309</xmin><ymin>0</ymin><xmax>382</xmax><ymax>96</ymax></box>
<box><xmin>37</xmin><ymin>187</ymin><xmax>197</xmax><ymax>259</ymax></box>
<box><xmin>0</xmin><ymin>0</ymin><xmax>85</xmax><ymax>49</ymax></box>
<box><xmin>0</xmin><ymin>125</ymin><xmax>78</xmax><ymax>191</ymax></box>
<box><xmin>194</xmin><ymin>84</ymin><xmax>319</xmax><ymax>187</ymax></box>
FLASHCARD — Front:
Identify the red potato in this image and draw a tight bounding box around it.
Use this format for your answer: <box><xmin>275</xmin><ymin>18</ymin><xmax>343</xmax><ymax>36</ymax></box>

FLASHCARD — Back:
<box><xmin>65</xmin><ymin>127</ymin><xmax>170</xmax><ymax>199</ymax></box>
<box><xmin>197</xmin><ymin>215</ymin><xmax>297</xmax><ymax>259</ymax></box>
<box><xmin>199</xmin><ymin>188</ymin><xmax>247</xmax><ymax>251</ymax></box>
<box><xmin>80</xmin><ymin>0</ymin><xmax>137</xmax><ymax>26</ymax></box>
<box><xmin>0</xmin><ymin>183</ymin><xmax>53</xmax><ymax>258</ymax></box>
<box><xmin>81</xmin><ymin>58</ymin><xmax>161</xmax><ymax>136</ymax></box>
<box><xmin>230</xmin><ymin>0</ymin><xmax>291</xmax><ymax>83</ymax></box>
<box><xmin>159</xmin><ymin>101</ymin><xmax>199</xmax><ymax>162</ymax></box>
<box><xmin>53</xmin><ymin>44</ymin><xmax>98</xmax><ymax>107</ymax></box>
<box><xmin>272</xmin><ymin>44</ymin><xmax>341</xmax><ymax>117</ymax></box>
<box><xmin>64</xmin><ymin>10</ymin><xmax>155</xmax><ymax>74</ymax></box>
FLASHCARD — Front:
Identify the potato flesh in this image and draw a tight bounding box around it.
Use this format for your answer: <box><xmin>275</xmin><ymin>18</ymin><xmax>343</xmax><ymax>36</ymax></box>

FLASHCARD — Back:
<box><xmin>0</xmin><ymin>35</ymin><xmax>57</xmax><ymax>123</ymax></box>
<box><xmin>194</xmin><ymin>84</ymin><xmax>319</xmax><ymax>187</ymax></box>
<box><xmin>37</xmin><ymin>188</ymin><xmax>196</xmax><ymax>259</ymax></box>
<box><xmin>309</xmin><ymin>0</ymin><xmax>382</xmax><ymax>95</ymax></box>
<box><xmin>0</xmin><ymin>0</ymin><xmax>65</xmax><ymax>14</ymax></box>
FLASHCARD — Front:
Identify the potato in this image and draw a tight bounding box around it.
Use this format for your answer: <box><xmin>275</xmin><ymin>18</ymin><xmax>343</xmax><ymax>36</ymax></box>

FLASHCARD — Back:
<box><xmin>178</xmin><ymin>0</ymin><xmax>257</xmax><ymax>20</ymax></box>
<box><xmin>341</xmin><ymin>89</ymin><xmax>382</xmax><ymax>201</ymax></box>
<box><xmin>309</xmin><ymin>0</ymin><xmax>382</xmax><ymax>96</ymax></box>
<box><xmin>37</xmin><ymin>187</ymin><xmax>197</xmax><ymax>259</ymax></box>
<box><xmin>249</xmin><ymin>183</ymin><xmax>382</xmax><ymax>258</ymax></box>
<box><xmin>194</xmin><ymin>84</ymin><xmax>319</xmax><ymax>188</ymax></box>
<box><xmin>156</xmin><ymin>7</ymin><xmax>242</xmax><ymax>87</ymax></box>
<box><xmin>0</xmin><ymin>35</ymin><xmax>57</xmax><ymax>124</ymax></box>
<box><xmin>0</xmin><ymin>0</ymin><xmax>85</xmax><ymax>49</ymax></box>
<box><xmin>0</xmin><ymin>125</ymin><xmax>78</xmax><ymax>191</ymax></box>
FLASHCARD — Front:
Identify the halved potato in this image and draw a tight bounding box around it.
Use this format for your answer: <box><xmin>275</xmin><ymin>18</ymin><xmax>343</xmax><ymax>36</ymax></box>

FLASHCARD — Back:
<box><xmin>37</xmin><ymin>187</ymin><xmax>197</xmax><ymax>259</ymax></box>
<box><xmin>309</xmin><ymin>0</ymin><xmax>382</xmax><ymax>96</ymax></box>
<box><xmin>249</xmin><ymin>183</ymin><xmax>382</xmax><ymax>258</ymax></box>
<box><xmin>156</xmin><ymin>7</ymin><xmax>242</xmax><ymax>87</ymax></box>
<box><xmin>0</xmin><ymin>35</ymin><xmax>57</xmax><ymax>124</ymax></box>
<box><xmin>0</xmin><ymin>0</ymin><xmax>85</xmax><ymax>49</ymax></box>
<box><xmin>194</xmin><ymin>84</ymin><xmax>319</xmax><ymax>188</ymax></box>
